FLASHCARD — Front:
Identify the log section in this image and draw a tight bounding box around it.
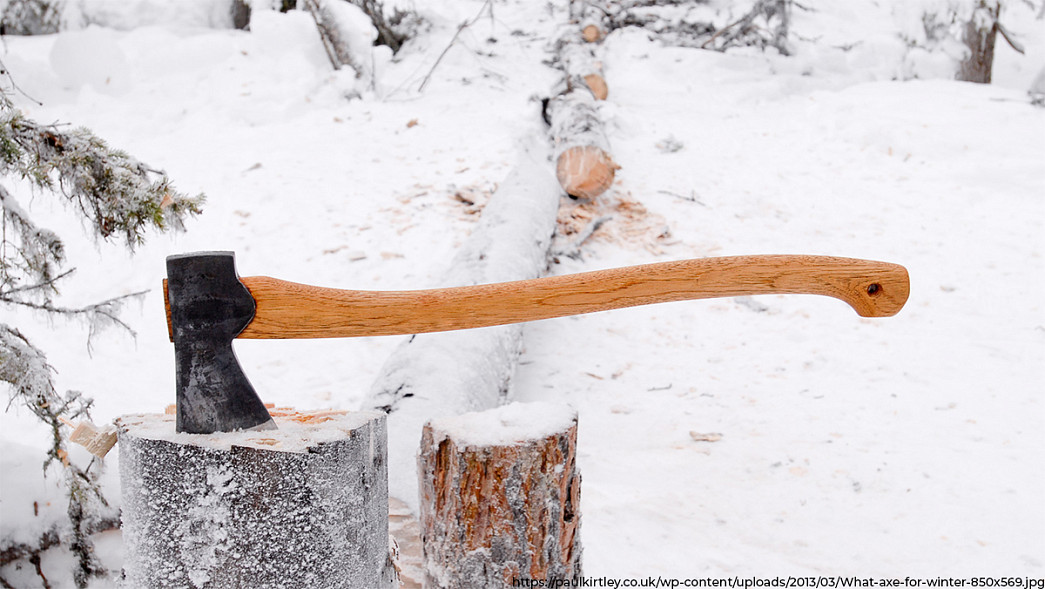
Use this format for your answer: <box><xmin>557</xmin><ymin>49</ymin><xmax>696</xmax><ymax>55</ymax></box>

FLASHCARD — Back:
<box><xmin>418</xmin><ymin>403</ymin><xmax>581</xmax><ymax>588</ymax></box>
<box><xmin>118</xmin><ymin>410</ymin><xmax>396</xmax><ymax>589</ymax></box>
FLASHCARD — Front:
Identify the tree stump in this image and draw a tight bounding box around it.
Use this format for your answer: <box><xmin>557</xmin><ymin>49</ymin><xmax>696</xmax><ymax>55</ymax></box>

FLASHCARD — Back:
<box><xmin>117</xmin><ymin>409</ymin><xmax>396</xmax><ymax>589</ymax></box>
<box><xmin>418</xmin><ymin>402</ymin><xmax>581</xmax><ymax>588</ymax></box>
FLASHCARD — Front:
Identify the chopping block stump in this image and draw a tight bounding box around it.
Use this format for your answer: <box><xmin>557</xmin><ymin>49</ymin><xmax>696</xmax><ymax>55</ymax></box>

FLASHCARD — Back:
<box><xmin>117</xmin><ymin>410</ymin><xmax>396</xmax><ymax>589</ymax></box>
<box><xmin>418</xmin><ymin>402</ymin><xmax>582</xmax><ymax>588</ymax></box>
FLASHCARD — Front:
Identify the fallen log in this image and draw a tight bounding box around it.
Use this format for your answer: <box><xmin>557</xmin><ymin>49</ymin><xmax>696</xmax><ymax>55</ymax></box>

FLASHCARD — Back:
<box><xmin>548</xmin><ymin>3</ymin><xmax>618</xmax><ymax>200</ymax></box>
<box><xmin>571</xmin><ymin>0</ymin><xmax>608</xmax><ymax>43</ymax></box>
<box><xmin>547</xmin><ymin>90</ymin><xmax>619</xmax><ymax>200</ymax></box>
<box><xmin>559</xmin><ymin>40</ymin><xmax>609</xmax><ymax>101</ymax></box>
<box><xmin>362</xmin><ymin>143</ymin><xmax>562</xmax><ymax>512</ymax></box>
<box><xmin>418</xmin><ymin>402</ymin><xmax>581</xmax><ymax>587</ymax></box>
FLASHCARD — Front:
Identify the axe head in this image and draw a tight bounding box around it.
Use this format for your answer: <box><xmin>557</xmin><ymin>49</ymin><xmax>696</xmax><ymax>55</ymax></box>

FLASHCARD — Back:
<box><xmin>166</xmin><ymin>252</ymin><xmax>275</xmax><ymax>434</ymax></box>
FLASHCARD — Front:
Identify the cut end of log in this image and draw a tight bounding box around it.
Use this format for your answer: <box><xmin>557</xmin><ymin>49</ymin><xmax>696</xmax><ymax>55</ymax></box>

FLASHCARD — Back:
<box><xmin>556</xmin><ymin>145</ymin><xmax>620</xmax><ymax>200</ymax></box>
<box><xmin>581</xmin><ymin>24</ymin><xmax>604</xmax><ymax>43</ymax></box>
<box><xmin>583</xmin><ymin>73</ymin><xmax>608</xmax><ymax>101</ymax></box>
<box><xmin>117</xmin><ymin>409</ymin><xmax>373</xmax><ymax>453</ymax></box>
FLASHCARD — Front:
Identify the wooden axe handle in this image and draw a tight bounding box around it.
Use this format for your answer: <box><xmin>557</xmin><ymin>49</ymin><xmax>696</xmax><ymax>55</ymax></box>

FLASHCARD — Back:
<box><xmin>195</xmin><ymin>255</ymin><xmax>907</xmax><ymax>339</ymax></box>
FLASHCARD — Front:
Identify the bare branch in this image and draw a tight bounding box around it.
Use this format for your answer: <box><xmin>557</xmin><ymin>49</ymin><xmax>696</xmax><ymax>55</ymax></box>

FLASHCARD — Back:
<box><xmin>996</xmin><ymin>21</ymin><xmax>1025</xmax><ymax>54</ymax></box>
<box><xmin>418</xmin><ymin>0</ymin><xmax>493</xmax><ymax>92</ymax></box>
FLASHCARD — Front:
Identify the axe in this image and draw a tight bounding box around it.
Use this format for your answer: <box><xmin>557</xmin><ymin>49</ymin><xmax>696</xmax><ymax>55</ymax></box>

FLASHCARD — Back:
<box><xmin>164</xmin><ymin>251</ymin><xmax>909</xmax><ymax>434</ymax></box>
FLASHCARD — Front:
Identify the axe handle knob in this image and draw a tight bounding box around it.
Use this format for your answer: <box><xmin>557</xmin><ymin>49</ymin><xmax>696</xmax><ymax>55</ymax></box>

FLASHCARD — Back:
<box><xmin>228</xmin><ymin>255</ymin><xmax>908</xmax><ymax>339</ymax></box>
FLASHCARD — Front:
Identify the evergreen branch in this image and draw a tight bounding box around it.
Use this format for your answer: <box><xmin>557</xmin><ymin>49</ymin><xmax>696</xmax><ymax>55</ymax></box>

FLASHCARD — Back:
<box><xmin>0</xmin><ymin>290</ymin><xmax>147</xmax><ymax>352</ymax></box>
<box><xmin>1</xmin><ymin>325</ymin><xmax>109</xmax><ymax>585</ymax></box>
<box><xmin>0</xmin><ymin>105</ymin><xmax>204</xmax><ymax>250</ymax></box>
<box><xmin>1</xmin><ymin>91</ymin><xmax>200</xmax><ymax>587</ymax></box>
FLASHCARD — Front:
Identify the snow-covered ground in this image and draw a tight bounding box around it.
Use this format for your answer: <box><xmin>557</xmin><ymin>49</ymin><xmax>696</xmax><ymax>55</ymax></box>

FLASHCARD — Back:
<box><xmin>1</xmin><ymin>0</ymin><xmax>1043</xmax><ymax>585</ymax></box>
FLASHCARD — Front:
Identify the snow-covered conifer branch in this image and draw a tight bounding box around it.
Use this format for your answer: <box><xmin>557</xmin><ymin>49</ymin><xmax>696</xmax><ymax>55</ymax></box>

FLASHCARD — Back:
<box><xmin>0</xmin><ymin>90</ymin><xmax>202</xmax><ymax>587</ymax></box>
<box><xmin>0</xmin><ymin>325</ymin><xmax>115</xmax><ymax>586</ymax></box>
<box><xmin>0</xmin><ymin>104</ymin><xmax>204</xmax><ymax>249</ymax></box>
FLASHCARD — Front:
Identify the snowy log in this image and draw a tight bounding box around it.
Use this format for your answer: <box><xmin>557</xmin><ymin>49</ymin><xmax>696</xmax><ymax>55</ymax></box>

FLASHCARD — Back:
<box><xmin>547</xmin><ymin>90</ymin><xmax>619</xmax><ymax>199</ymax></box>
<box><xmin>560</xmin><ymin>40</ymin><xmax>608</xmax><ymax>101</ymax></box>
<box><xmin>549</xmin><ymin>6</ymin><xmax>618</xmax><ymax>200</ymax></box>
<box><xmin>570</xmin><ymin>0</ymin><xmax>608</xmax><ymax>43</ymax></box>
<box><xmin>117</xmin><ymin>410</ymin><xmax>396</xmax><ymax>589</ymax></box>
<box><xmin>559</xmin><ymin>2</ymin><xmax>610</xmax><ymax>101</ymax></box>
<box><xmin>418</xmin><ymin>403</ymin><xmax>581</xmax><ymax>588</ymax></box>
<box><xmin>362</xmin><ymin>144</ymin><xmax>562</xmax><ymax>512</ymax></box>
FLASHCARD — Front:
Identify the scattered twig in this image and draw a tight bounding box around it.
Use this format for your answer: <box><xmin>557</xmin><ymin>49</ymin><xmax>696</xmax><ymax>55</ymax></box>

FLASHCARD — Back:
<box><xmin>657</xmin><ymin>189</ymin><xmax>706</xmax><ymax>206</ymax></box>
<box><xmin>733</xmin><ymin>296</ymin><xmax>769</xmax><ymax>313</ymax></box>
<box><xmin>689</xmin><ymin>431</ymin><xmax>723</xmax><ymax>443</ymax></box>
<box><xmin>554</xmin><ymin>214</ymin><xmax>612</xmax><ymax>259</ymax></box>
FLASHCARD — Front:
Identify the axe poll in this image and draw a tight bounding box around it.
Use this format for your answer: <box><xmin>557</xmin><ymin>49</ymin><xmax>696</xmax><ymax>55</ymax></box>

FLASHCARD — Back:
<box><xmin>164</xmin><ymin>252</ymin><xmax>909</xmax><ymax>434</ymax></box>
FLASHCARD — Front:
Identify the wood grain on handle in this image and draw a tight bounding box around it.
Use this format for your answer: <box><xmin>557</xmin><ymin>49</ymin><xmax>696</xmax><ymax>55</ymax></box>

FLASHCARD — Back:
<box><xmin>233</xmin><ymin>255</ymin><xmax>909</xmax><ymax>339</ymax></box>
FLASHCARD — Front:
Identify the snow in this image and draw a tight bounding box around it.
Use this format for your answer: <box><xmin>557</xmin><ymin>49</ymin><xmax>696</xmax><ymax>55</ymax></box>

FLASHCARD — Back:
<box><xmin>0</xmin><ymin>443</ymin><xmax>69</xmax><ymax>548</ymax></box>
<box><xmin>426</xmin><ymin>401</ymin><xmax>578</xmax><ymax>449</ymax></box>
<box><xmin>1</xmin><ymin>0</ymin><xmax>1043</xmax><ymax>585</ymax></box>
<box><xmin>116</xmin><ymin>410</ymin><xmax>384</xmax><ymax>453</ymax></box>
<box><xmin>49</xmin><ymin>25</ymin><xmax>132</xmax><ymax>95</ymax></box>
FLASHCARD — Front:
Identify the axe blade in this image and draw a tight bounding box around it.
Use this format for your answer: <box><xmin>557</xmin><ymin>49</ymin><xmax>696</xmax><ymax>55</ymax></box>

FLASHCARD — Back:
<box><xmin>166</xmin><ymin>252</ymin><xmax>275</xmax><ymax>434</ymax></box>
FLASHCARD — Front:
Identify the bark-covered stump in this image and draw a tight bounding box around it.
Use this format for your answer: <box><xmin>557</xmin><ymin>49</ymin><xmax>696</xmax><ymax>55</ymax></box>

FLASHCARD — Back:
<box><xmin>117</xmin><ymin>410</ymin><xmax>395</xmax><ymax>589</ymax></box>
<box><xmin>418</xmin><ymin>402</ymin><xmax>581</xmax><ymax>588</ymax></box>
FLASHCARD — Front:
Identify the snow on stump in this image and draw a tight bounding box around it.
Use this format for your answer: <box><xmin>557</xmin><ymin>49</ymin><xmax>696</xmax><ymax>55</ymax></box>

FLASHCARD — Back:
<box><xmin>117</xmin><ymin>409</ymin><xmax>396</xmax><ymax>589</ymax></box>
<box><xmin>418</xmin><ymin>402</ymin><xmax>581</xmax><ymax>588</ymax></box>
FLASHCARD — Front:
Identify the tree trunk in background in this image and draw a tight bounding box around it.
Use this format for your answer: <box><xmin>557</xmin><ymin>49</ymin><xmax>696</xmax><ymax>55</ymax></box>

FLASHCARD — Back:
<box><xmin>958</xmin><ymin>1</ymin><xmax>1000</xmax><ymax>84</ymax></box>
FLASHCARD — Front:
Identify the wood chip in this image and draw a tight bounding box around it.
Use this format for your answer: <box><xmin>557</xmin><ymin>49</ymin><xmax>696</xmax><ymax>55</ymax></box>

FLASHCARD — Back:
<box><xmin>689</xmin><ymin>431</ymin><xmax>723</xmax><ymax>443</ymax></box>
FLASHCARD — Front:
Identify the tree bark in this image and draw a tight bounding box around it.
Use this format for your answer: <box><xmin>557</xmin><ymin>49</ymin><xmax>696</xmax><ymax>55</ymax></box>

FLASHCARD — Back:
<box><xmin>362</xmin><ymin>144</ymin><xmax>562</xmax><ymax>512</ymax></box>
<box><xmin>418</xmin><ymin>403</ymin><xmax>581</xmax><ymax>588</ymax></box>
<box><xmin>117</xmin><ymin>410</ymin><xmax>396</xmax><ymax>589</ymax></box>
<box><xmin>958</xmin><ymin>1</ymin><xmax>1000</xmax><ymax>84</ymax></box>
